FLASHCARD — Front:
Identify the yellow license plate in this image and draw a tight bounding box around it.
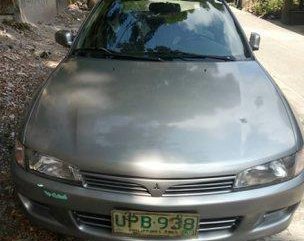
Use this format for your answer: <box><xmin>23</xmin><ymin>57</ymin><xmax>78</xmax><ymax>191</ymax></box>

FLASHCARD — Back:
<box><xmin>111</xmin><ymin>210</ymin><xmax>199</xmax><ymax>238</ymax></box>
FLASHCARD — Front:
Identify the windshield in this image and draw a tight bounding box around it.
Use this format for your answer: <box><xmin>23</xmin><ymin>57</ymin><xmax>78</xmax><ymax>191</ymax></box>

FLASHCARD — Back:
<box><xmin>74</xmin><ymin>0</ymin><xmax>250</xmax><ymax>60</ymax></box>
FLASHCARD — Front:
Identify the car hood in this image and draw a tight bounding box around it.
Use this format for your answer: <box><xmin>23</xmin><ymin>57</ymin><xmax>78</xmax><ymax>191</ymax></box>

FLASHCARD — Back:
<box><xmin>24</xmin><ymin>57</ymin><xmax>297</xmax><ymax>178</ymax></box>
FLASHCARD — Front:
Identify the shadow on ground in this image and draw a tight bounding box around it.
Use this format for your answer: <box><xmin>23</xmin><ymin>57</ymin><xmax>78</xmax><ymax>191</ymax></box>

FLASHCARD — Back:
<box><xmin>268</xmin><ymin>19</ymin><xmax>304</xmax><ymax>36</ymax></box>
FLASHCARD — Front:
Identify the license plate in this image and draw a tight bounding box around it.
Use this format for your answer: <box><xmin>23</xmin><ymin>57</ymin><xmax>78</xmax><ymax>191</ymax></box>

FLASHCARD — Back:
<box><xmin>111</xmin><ymin>210</ymin><xmax>199</xmax><ymax>238</ymax></box>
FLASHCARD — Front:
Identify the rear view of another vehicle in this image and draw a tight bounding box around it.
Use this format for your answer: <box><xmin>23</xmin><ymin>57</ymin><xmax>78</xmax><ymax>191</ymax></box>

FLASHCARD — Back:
<box><xmin>12</xmin><ymin>0</ymin><xmax>304</xmax><ymax>241</ymax></box>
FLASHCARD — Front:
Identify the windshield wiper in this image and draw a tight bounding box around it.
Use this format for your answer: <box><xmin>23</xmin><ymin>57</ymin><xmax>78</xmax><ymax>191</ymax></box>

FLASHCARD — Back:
<box><xmin>72</xmin><ymin>48</ymin><xmax>164</xmax><ymax>62</ymax></box>
<box><xmin>72</xmin><ymin>48</ymin><xmax>235</xmax><ymax>62</ymax></box>
<box><xmin>149</xmin><ymin>50</ymin><xmax>237</xmax><ymax>62</ymax></box>
<box><xmin>72</xmin><ymin>48</ymin><xmax>112</xmax><ymax>56</ymax></box>
<box><xmin>177</xmin><ymin>54</ymin><xmax>236</xmax><ymax>61</ymax></box>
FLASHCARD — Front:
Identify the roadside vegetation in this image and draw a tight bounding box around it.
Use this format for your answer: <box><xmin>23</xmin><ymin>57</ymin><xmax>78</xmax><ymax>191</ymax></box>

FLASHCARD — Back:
<box><xmin>244</xmin><ymin>0</ymin><xmax>301</xmax><ymax>18</ymax></box>
<box><xmin>251</xmin><ymin>0</ymin><xmax>284</xmax><ymax>17</ymax></box>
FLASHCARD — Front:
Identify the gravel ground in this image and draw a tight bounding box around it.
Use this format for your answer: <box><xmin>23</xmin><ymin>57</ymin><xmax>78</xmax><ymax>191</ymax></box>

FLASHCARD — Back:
<box><xmin>0</xmin><ymin>6</ymin><xmax>87</xmax><ymax>241</ymax></box>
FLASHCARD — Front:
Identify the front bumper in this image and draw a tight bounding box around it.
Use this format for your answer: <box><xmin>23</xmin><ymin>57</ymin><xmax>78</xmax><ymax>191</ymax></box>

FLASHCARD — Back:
<box><xmin>12</xmin><ymin>162</ymin><xmax>304</xmax><ymax>241</ymax></box>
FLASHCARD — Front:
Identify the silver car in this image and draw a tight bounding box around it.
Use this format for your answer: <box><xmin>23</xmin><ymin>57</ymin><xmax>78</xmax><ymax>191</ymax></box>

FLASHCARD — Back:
<box><xmin>12</xmin><ymin>0</ymin><xmax>304</xmax><ymax>240</ymax></box>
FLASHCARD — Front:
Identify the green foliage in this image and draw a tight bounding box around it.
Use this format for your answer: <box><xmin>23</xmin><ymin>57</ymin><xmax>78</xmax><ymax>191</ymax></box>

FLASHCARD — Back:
<box><xmin>252</xmin><ymin>0</ymin><xmax>284</xmax><ymax>16</ymax></box>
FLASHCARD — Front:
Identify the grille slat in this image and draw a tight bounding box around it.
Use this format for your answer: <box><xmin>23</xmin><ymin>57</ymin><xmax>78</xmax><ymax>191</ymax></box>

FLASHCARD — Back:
<box><xmin>79</xmin><ymin>220</ymin><xmax>112</xmax><ymax>229</ymax></box>
<box><xmin>85</xmin><ymin>181</ymin><xmax>148</xmax><ymax>192</ymax></box>
<box><xmin>199</xmin><ymin>225</ymin><xmax>233</xmax><ymax>232</ymax></box>
<box><xmin>170</xmin><ymin>181</ymin><xmax>234</xmax><ymax>189</ymax></box>
<box><xmin>74</xmin><ymin>211</ymin><xmax>240</xmax><ymax>233</ymax></box>
<box><xmin>84</xmin><ymin>177</ymin><xmax>141</xmax><ymax>187</ymax></box>
<box><xmin>200</xmin><ymin>219</ymin><xmax>237</xmax><ymax>225</ymax></box>
<box><xmin>76</xmin><ymin>213</ymin><xmax>112</xmax><ymax>223</ymax></box>
<box><xmin>165</xmin><ymin>185</ymin><xmax>233</xmax><ymax>192</ymax></box>
<box><xmin>164</xmin><ymin>190</ymin><xmax>232</xmax><ymax>196</ymax></box>
<box><xmin>81</xmin><ymin>172</ymin><xmax>150</xmax><ymax>195</ymax></box>
<box><xmin>164</xmin><ymin>176</ymin><xmax>235</xmax><ymax>196</ymax></box>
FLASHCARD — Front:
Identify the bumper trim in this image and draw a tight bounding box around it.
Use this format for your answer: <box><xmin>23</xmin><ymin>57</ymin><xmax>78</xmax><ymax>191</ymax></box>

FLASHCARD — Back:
<box><xmin>12</xmin><ymin>162</ymin><xmax>304</xmax><ymax>241</ymax></box>
<box><xmin>73</xmin><ymin>210</ymin><xmax>241</xmax><ymax>233</ymax></box>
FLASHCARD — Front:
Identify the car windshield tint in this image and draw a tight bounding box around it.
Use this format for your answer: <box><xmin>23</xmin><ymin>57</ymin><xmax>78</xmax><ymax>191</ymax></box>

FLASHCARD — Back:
<box><xmin>74</xmin><ymin>0</ymin><xmax>250</xmax><ymax>60</ymax></box>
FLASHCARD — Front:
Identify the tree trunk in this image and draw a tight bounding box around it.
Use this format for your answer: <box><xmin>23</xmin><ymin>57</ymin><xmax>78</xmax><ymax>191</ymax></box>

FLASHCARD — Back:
<box><xmin>283</xmin><ymin>0</ymin><xmax>293</xmax><ymax>11</ymax></box>
<box><xmin>281</xmin><ymin>0</ymin><xmax>293</xmax><ymax>24</ymax></box>
<box><xmin>87</xmin><ymin>0</ymin><xmax>98</xmax><ymax>9</ymax></box>
<box><xmin>235</xmin><ymin>0</ymin><xmax>242</xmax><ymax>9</ymax></box>
<box><xmin>0</xmin><ymin>0</ymin><xmax>16</xmax><ymax>14</ymax></box>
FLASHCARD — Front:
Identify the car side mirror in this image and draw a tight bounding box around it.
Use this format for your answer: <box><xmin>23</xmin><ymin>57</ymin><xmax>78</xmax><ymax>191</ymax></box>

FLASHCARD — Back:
<box><xmin>249</xmin><ymin>32</ymin><xmax>261</xmax><ymax>51</ymax></box>
<box><xmin>55</xmin><ymin>30</ymin><xmax>74</xmax><ymax>47</ymax></box>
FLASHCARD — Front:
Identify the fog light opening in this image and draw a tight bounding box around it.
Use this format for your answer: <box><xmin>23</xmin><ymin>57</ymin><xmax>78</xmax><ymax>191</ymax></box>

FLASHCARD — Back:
<box><xmin>260</xmin><ymin>203</ymin><xmax>300</xmax><ymax>227</ymax></box>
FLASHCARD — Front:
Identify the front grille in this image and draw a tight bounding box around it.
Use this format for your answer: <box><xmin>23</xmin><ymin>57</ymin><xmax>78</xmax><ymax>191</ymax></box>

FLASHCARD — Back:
<box><xmin>81</xmin><ymin>171</ymin><xmax>150</xmax><ymax>196</ymax></box>
<box><xmin>81</xmin><ymin>171</ymin><xmax>236</xmax><ymax>197</ymax></box>
<box><xmin>199</xmin><ymin>217</ymin><xmax>239</xmax><ymax>232</ymax></box>
<box><xmin>73</xmin><ymin>211</ymin><xmax>240</xmax><ymax>233</ymax></box>
<box><xmin>163</xmin><ymin>176</ymin><xmax>236</xmax><ymax>196</ymax></box>
<box><xmin>74</xmin><ymin>211</ymin><xmax>111</xmax><ymax>229</ymax></box>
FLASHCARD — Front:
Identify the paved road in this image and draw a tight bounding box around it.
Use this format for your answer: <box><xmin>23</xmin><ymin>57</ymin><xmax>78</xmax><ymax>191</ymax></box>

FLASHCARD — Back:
<box><xmin>232</xmin><ymin>8</ymin><xmax>304</xmax><ymax>241</ymax></box>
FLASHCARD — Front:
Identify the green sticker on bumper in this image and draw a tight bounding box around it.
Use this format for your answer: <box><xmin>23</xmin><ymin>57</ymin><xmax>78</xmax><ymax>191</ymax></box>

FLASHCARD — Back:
<box><xmin>43</xmin><ymin>190</ymin><xmax>68</xmax><ymax>200</ymax></box>
<box><xmin>37</xmin><ymin>184</ymin><xmax>68</xmax><ymax>200</ymax></box>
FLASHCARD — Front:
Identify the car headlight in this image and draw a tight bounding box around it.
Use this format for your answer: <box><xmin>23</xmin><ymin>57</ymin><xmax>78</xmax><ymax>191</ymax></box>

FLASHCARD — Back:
<box><xmin>234</xmin><ymin>150</ymin><xmax>304</xmax><ymax>189</ymax></box>
<box><xmin>27</xmin><ymin>150</ymin><xmax>83</xmax><ymax>183</ymax></box>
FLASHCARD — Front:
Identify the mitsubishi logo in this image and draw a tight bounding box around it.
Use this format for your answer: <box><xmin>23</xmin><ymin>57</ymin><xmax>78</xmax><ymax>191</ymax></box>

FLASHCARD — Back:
<box><xmin>149</xmin><ymin>183</ymin><xmax>163</xmax><ymax>197</ymax></box>
<box><xmin>153</xmin><ymin>183</ymin><xmax>160</xmax><ymax>190</ymax></box>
